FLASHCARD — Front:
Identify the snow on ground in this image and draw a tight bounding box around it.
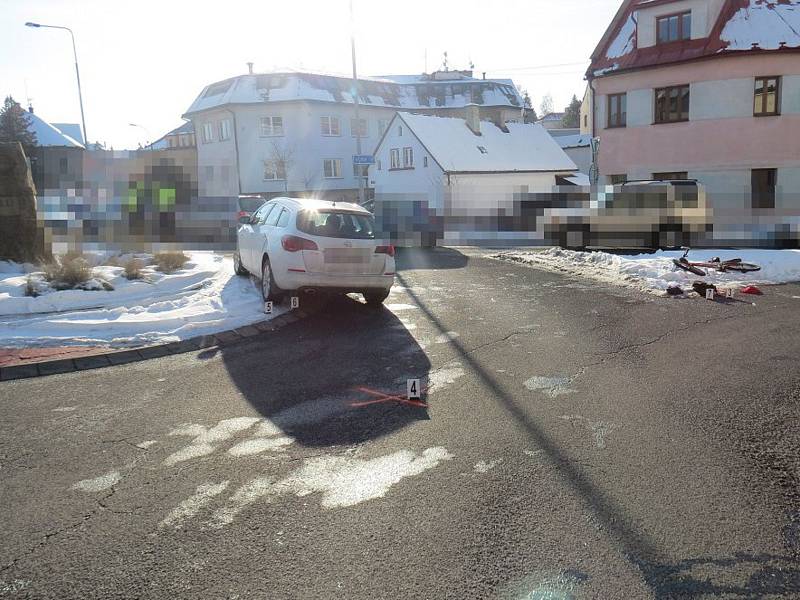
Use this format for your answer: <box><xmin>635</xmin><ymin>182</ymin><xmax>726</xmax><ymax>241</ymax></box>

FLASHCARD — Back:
<box><xmin>492</xmin><ymin>248</ymin><xmax>800</xmax><ymax>295</ymax></box>
<box><xmin>0</xmin><ymin>253</ymin><xmax>283</xmax><ymax>348</ymax></box>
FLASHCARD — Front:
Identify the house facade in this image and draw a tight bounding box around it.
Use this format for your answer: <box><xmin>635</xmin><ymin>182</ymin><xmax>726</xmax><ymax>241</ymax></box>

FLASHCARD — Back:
<box><xmin>371</xmin><ymin>108</ymin><xmax>578</xmax><ymax>245</ymax></box>
<box><xmin>182</xmin><ymin>69</ymin><xmax>524</xmax><ymax>203</ymax></box>
<box><xmin>586</xmin><ymin>0</ymin><xmax>800</xmax><ymax>234</ymax></box>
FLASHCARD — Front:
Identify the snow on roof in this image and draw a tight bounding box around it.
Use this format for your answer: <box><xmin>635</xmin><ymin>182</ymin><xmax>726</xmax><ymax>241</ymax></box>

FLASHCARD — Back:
<box><xmin>183</xmin><ymin>72</ymin><xmax>523</xmax><ymax>117</ymax></box>
<box><xmin>25</xmin><ymin>111</ymin><xmax>84</xmax><ymax>148</ymax></box>
<box><xmin>390</xmin><ymin>112</ymin><xmax>577</xmax><ymax>174</ymax></box>
<box><xmin>537</xmin><ymin>112</ymin><xmax>565</xmax><ymax>122</ymax></box>
<box><xmin>51</xmin><ymin>123</ymin><xmax>84</xmax><ymax>145</ymax></box>
<box><xmin>564</xmin><ymin>173</ymin><xmax>591</xmax><ymax>185</ymax></box>
<box><xmin>556</xmin><ymin>134</ymin><xmax>593</xmax><ymax>149</ymax></box>
<box><xmin>606</xmin><ymin>12</ymin><xmax>637</xmax><ymax>59</ymax></box>
<box><xmin>590</xmin><ymin>0</ymin><xmax>800</xmax><ymax>77</ymax></box>
<box><xmin>720</xmin><ymin>0</ymin><xmax>800</xmax><ymax>50</ymax></box>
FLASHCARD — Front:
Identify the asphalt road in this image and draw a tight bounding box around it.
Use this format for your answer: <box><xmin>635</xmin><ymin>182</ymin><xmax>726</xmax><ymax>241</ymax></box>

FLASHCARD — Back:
<box><xmin>2</xmin><ymin>247</ymin><xmax>800</xmax><ymax>599</ymax></box>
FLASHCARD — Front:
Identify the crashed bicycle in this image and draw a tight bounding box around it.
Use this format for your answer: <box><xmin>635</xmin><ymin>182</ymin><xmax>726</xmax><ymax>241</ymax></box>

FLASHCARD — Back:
<box><xmin>672</xmin><ymin>247</ymin><xmax>761</xmax><ymax>277</ymax></box>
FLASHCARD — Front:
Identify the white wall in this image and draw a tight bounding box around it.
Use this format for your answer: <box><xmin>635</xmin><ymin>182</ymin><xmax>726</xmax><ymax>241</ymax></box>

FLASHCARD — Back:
<box><xmin>372</xmin><ymin>118</ymin><xmax>445</xmax><ymax>212</ymax></box>
<box><xmin>781</xmin><ymin>76</ymin><xmax>800</xmax><ymax>114</ymax></box>
<box><xmin>601</xmin><ymin>74</ymin><xmax>800</xmax><ymax>132</ymax></box>
<box><xmin>636</xmin><ymin>0</ymin><xmax>726</xmax><ymax>48</ymax></box>
<box><xmin>194</xmin><ymin>108</ymin><xmax>238</xmax><ymax>198</ymax></box>
<box><xmin>233</xmin><ymin>102</ymin><xmax>398</xmax><ymax>197</ymax></box>
<box><xmin>690</xmin><ymin>79</ymin><xmax>755</xmax><ymax>120</ymax></box>
<box><xmin>447</xmin><ymin>172</ymin><xmax>560</xmax><ymax>217</ymax></box>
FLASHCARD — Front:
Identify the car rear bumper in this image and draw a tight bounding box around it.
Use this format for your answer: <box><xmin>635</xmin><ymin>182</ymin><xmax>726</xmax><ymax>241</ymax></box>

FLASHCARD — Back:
<box><xmin>275</xmin><ymin>270</ymin><xmax>395</xmax><ymax>293</ymax></box>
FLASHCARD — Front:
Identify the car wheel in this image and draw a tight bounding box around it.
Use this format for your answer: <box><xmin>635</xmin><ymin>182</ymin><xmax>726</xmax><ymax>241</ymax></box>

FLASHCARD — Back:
<box><xmin>261</xmin><ymin>258</ymin><xmax>284</xmax><ymax>302</ymax></box>
<box><xmin>233</xmin><ymin>250</ymin><xmax>248</xmax><ymax>276</ymax></box>
<box><xmin>363</xmin><ymin>289</ymin><xmax>390</xmax><ymax>306</ymax></box>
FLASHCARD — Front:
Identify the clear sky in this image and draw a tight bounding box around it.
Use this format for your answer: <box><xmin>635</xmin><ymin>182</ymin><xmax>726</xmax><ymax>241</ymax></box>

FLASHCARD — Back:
<box><xmin>2</xmin><ymin>0</ymin><xmax>621</xmax><ymax>149</ymax></box>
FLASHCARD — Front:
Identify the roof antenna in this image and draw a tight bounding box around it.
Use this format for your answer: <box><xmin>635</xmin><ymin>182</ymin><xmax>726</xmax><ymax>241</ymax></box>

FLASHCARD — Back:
<box><xmin>24</xmin><ymin>78</ymin><xmax>33</xmax><ymax>113</ymax></box>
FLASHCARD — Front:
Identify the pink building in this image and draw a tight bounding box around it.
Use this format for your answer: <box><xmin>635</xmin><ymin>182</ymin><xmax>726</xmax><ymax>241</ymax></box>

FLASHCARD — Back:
<box><xmin>586</xmin><ymin>0</ymin><xmax>800</xmax><ymax>242</ymax></box>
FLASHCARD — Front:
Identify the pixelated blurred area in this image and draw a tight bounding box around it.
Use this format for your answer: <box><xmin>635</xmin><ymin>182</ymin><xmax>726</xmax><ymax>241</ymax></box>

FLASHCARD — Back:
<box><xmin>14</xmin><ymin>150</ymin><xmax>800</xmax><ymax>255</ymax></box>
<box><xmin>33</xmin><ymin>149</ymin><xmax>233</xmax><ymax>254</ymax></box>
<box><xmin>375</xmin><ymin>182</ymin><xmax>800</xmax><ymax>249</ymax></box>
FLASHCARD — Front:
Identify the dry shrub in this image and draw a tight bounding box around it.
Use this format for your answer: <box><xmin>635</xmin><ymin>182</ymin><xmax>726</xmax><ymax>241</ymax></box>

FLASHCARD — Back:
<box><xmin>25</xmin><ymin>275</ymin><xmax>39</xmax><ymax>297</ymax></box>
<box><xmin>103</xmin><ymin>255</ymin><xmax>122</xmax><ymax>267</ymax></box>
<box><xmin>42</xmin><ymin>255</ymin><xmax>93</xmax><ymax>290</ymax></box>
<box><xmin>153</xmin><ymin>251</ymin><xmax>189</xmax><ymax>274</ymax></box>
<box><xmin>123</xmin><ymin>258</ymin><xmax>146</xmax><ymax>280</ymax></box>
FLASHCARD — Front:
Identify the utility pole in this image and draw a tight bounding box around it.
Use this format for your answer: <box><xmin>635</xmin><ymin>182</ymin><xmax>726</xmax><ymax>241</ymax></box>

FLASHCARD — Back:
<box><xmin>350</xmin><ymin>0</ymin><xmax>365</xmax><ymax>206</ymax></box>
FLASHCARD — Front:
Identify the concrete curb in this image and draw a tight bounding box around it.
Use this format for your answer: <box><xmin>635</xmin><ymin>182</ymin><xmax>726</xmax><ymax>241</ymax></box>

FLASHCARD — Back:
<box><xmin>0</xmin><ymin>307</ymin><xmax>313</xmax><ymax>382</ymax></box>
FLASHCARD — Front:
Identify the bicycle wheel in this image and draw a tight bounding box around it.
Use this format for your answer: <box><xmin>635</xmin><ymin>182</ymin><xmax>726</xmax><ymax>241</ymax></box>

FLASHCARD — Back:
<box><xmin>725</xmin><ymin>262</ymin><xmax>761</xmax><ymax>273</ymax></box>
<box><xmin>673</xmin><ymin>258</ymin><xmax>706</xmax><ymax>276</ymax></box>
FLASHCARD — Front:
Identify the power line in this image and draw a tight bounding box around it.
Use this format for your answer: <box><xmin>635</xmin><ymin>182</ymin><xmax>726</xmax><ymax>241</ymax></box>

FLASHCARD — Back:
<box><xmin>483</xmin><ymin>61</ymin><xmax>589</xmax><ymax>73</ymax></box>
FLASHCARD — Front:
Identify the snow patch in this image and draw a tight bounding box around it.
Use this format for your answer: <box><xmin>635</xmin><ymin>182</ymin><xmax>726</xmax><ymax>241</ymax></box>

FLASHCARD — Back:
<box><xmin>227</xmin><ymin>436</ymin><xmax>294</xmax><ymax>457</ymax></box>
<box><xmin>428</xmin><ymin>365</ymin><xmax>466</xmax><ymax>390</ymax></box>
<box><xmin>606</xmin><ymin>13</ymin><xmax>637</xmax><ymax>59</ymax></box>
<box><xmin>0</xmin><ymin>252</ymin><xmax>284</xmax><ymax>348</ymax></box>
<box><xmin>282</xmin><ymin>447</ymin><xmax>453</xmax><ymax>509</ymax></box>
<box><xmin>160</xmin><ymin>481</ymin><xmax>230</xmax><ymax>529</ymax></box>
<box><xmin>494</xmin><ymin>248</ymin><xmax>800</xmax><ymax>294</ymax></box>
<box><xmin>434</xmin><ymin>331</ymin><xmax>460</xmax><ymax>344</ymax></box>
<box><xmin>524</xmin><ymin>376</ymin><xmax>576</xmax><ymax>398</ymax></box>
<box><xmin>164</xmin><ymin>417</ymin><xmax>260</xmax><ymax>466</ymax></box>
<box><xmin>386</xmin><ymin>303</ymin><xmax>417</xmax><ymax>311</ymax></box>
<box><xmin>199</xmin><ymin>447</ymin><xmax>454</xmax><ymax>528</ymax></box>
<box><xmin>72</xmin><ymin>470</ymin><xmax>122</xmax><ymax>492</ymax></box>
<box><xmin>474</xmin><ymin>458</ymin><xmax>502</xmax><ymax>473</ymax></box>
<box><xmin>721</xmin><ymin>1</ymin><xmax>800</xmax><ymax>51</ymax></box>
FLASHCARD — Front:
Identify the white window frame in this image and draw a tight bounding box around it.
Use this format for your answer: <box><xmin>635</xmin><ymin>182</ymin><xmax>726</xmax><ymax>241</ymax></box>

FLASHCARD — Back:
<box><xmin>218</xmin><ymin>119</ymin><xmax>232</xmax><ymax>141</ymax></box>
<box><xmin>323</xmin><ymin>158</ymin><xmax>342</xmax><ymax>179</ymax></box>
<box><xmin>260</xmin><ymin>116</ymin><xmax>284</xmax><ymax>137</ymax></box>
<box><xmin>263</xmin><ymin>159</ymin><xmax>286</xmax><ymax>181</ymax></box>
<box><xmin>350</xmin><ymin>117</ymin><xmax>367</xmax><ymax>138</ymax></box>
<box><xmin>201</xmin><ymin>122</ymin><xmax>214</xmax><ymax>144</ymax></box>
<box><xmin>403</xmin><ymin>147</ymin><xmax>413</xmax><ymax>168</ymax></box>
<box><xmin>321</xmin><ymin>116</ymin><xmax>341</xmax><ymax>136</ymax></box>
<box><xmin>389</xmin><ymin>148</ymin><xmax>400</xmax><ymax>170</ymax></box>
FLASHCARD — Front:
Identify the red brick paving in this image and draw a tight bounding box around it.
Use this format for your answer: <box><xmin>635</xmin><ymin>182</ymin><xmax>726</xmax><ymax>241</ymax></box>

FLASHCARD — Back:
<box><xmin>0</xmin><ymin>346</ymin><xmax>110</xmax><ymax>367</ymax></box>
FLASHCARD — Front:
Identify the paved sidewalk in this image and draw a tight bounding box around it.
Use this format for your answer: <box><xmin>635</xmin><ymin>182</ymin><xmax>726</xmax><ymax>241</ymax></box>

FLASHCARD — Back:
<box><xmin>0</xmin><ymin>346</ymin><xmax>110</xmax><ymax>367</ymax></box>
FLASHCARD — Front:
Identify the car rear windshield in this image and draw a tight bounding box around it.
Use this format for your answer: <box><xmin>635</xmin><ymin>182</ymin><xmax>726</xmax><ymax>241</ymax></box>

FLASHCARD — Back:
<box><xmin>296</xmin><ymin>210</ymin><xmax>375</xmax><ymax>239</ymax></box>
<box><xmin>238</xmin><ymin>198</ymin><xmax>265</xmax><ymax>213</ymax></box>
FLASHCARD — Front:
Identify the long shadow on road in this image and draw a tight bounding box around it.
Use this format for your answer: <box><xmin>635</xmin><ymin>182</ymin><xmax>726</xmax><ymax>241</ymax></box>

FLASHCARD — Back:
<box><xmin>219</xmin><ymin>293</ymin><xmax>431</xmax><ymax>448</ymax></box>
<box><xmin>393</xmin><ymin>251</ymin><xmax>800</xmax><ymax>598</ymax></box>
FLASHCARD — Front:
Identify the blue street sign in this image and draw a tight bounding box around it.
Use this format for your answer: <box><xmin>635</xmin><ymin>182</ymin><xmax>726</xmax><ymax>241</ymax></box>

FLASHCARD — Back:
<box><xmin>353</xmin><ymin>155</ymin><xmax>375</xmax><ymax>165</ymax></box>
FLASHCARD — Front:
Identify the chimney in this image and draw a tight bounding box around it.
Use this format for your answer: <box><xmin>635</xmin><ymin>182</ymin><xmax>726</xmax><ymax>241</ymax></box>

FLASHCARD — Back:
<box><xmin>247</xmin><ymin>62</ymin><xmax>254</xmax><ymax>74</ymax></box>
<box><xmin>465</xmin><ymin>103</ymin><xmax>481</xmax><ymax>135</ymax></box>
<box><xmin>28</xmin><ymin>103</ymin><xmax>34</xmax><ymax>114</ymax></box>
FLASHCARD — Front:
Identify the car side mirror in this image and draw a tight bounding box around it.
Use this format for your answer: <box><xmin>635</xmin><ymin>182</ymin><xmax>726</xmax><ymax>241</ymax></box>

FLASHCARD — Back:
<box><xmin>238</xmin><ymin>214</ymin><xmax>252</xmax><ymax>225</ymax></box>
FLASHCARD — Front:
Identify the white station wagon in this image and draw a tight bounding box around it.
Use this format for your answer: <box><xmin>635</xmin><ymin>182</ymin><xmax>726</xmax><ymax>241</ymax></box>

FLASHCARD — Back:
<box><xmin>234</xmin><ymin>197</ymin><xmax>396</xmax><ymax>305</ymax></box>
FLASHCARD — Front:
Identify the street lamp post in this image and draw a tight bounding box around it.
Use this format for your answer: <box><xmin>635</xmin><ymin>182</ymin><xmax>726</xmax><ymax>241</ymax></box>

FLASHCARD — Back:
<box><xmin>128</xmin><ymin>123</ymin><xmax>151</xmax><ymax>149</ymax></box>
<box><xmin>25</xmin><ymin>22</ymin><xmax>88</xmax><ymax>146</ymax></box>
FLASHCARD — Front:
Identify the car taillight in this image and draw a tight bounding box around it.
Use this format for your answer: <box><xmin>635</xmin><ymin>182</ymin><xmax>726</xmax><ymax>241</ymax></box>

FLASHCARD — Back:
<box><xmin>236</xmin><ymin>210</ymin><xmax>250</xmax><ymax>220</ymax></box>
<box><xmin>375</xmin><ymin>245</ymin><xmax>395</xmax><ymax>257</ymax></box>
<box><xmin>281</xmin><ymin>235</ymin><xmax>318</xmax><ymax>252</ymax></box>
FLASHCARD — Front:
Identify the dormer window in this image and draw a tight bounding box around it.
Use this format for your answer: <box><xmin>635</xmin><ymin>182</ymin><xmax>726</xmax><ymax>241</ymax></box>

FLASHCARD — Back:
<box><xmin>657</xmin><ymin>11</ymin><xmax>691</xmax><ymax>44</ymax></box>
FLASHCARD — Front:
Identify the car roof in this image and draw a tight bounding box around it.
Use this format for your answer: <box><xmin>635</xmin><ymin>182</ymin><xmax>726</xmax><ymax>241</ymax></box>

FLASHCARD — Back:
<box><xmin>622</xmin><ymin>179</ymin><xmax>699</xmax><ymax>186</ymax></box>
<box><xmin>270</xmin><ymin>197</ymin><xmax>370</xmax><ymax>214</ymax></box>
